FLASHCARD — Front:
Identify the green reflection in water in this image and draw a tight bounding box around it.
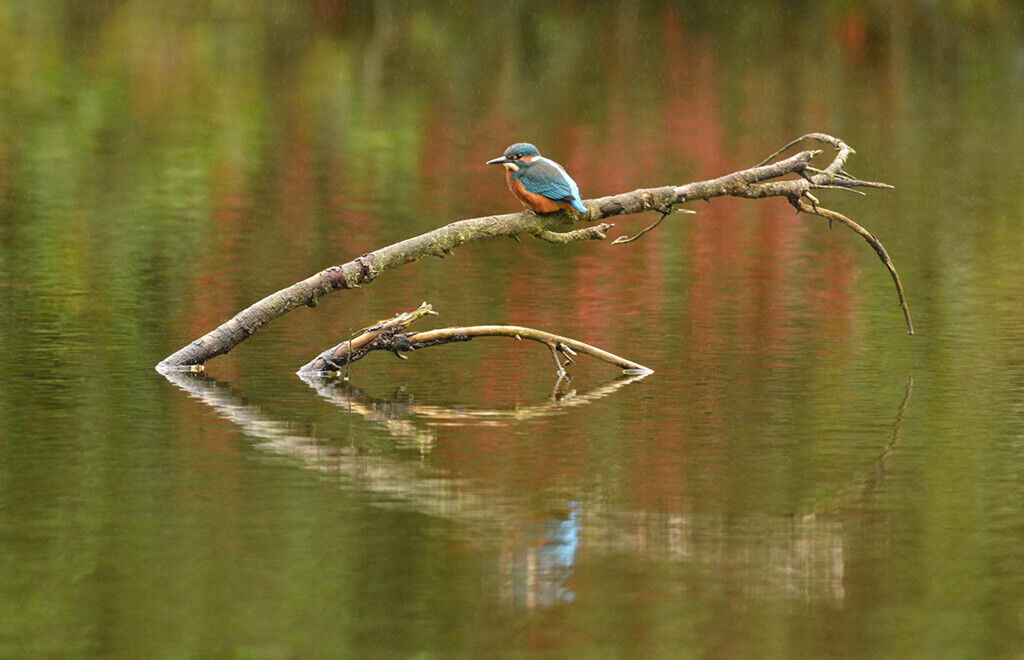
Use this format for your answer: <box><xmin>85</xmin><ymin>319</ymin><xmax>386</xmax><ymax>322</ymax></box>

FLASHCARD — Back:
<box><xmin>2</xmin><ymin>1</ymin><xmax>1024</xmax><ymax>657</ymax></box>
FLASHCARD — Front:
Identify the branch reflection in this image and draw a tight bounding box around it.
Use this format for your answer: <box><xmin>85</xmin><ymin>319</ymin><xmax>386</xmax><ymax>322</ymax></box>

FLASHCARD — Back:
<box><xmin>856</xmin><ymin>376</ymin><xmax>914</xmax><ymax>504</ymax></box>
<box><xmin>300</xmin><ymin>371</ymin><xmax>647</xmax><ymax>428</ymax></box>
<box><xmin>162</xmin><ymin>370</ymin><xmax>912</xmax><ymax>609</ymax></box>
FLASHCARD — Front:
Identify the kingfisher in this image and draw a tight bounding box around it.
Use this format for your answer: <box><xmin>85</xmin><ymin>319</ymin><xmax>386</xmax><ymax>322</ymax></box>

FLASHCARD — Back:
<box><xmin>486</xmin><ymin>143</ymin><xmax>587</xmax><ymax>214</ymax></box>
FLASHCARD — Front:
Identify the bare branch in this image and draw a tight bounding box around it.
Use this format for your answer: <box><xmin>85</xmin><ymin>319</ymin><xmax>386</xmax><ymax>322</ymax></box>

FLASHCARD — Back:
<box><xmin>297</xmin><ymin>306</ymin><xmax>653</xmax><ymax>377</ymax></box>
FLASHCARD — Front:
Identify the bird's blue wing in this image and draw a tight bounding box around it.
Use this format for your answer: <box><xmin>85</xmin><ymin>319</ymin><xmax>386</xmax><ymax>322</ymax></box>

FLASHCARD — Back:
<box><xmin>518</xmin><ymin>160</ymin><xmax>579</xmax><ymax>204</ymax></box>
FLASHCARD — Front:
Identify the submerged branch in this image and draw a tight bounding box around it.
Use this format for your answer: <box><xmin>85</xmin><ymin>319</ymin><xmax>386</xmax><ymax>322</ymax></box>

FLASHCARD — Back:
<box><xmin>158</xmin><ymin>134</ymin><xmax>909</xmax><ymax>371</ymax></box>
<box><xmin>297</xmin><ymin>303</ymin><xmax>652</xmax><ymax>376</ymax></box>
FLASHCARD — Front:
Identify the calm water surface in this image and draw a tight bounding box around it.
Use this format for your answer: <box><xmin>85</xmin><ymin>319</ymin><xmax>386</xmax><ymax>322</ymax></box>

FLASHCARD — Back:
<box><xmin>2</xmin><ymin>2</ymin><xmax>1024</xmax><ymax>656</ymax></box>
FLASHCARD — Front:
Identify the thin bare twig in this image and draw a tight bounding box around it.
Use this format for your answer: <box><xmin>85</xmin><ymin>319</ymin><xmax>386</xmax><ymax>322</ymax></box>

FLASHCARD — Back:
<box><xmin>794</xmin><ymin>199</ymin><xmax>913</xmax><ymax>335</ymax></box>
<box><xmin>612</xmin><ymin>211</ymin><xmax>669</xmax><ymax>244</ymax></box>
<box><xmin>812</xmin><ymin>184</ymin><xmax>867</xmax><ymax>196</ymax></box>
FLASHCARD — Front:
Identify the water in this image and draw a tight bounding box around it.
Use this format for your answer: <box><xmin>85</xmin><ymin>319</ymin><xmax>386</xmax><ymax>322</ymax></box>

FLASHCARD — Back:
<box><xmin>2</xmin><ymin>2</ymin><xmax>1024</xmax><ymax>656</ymax></box>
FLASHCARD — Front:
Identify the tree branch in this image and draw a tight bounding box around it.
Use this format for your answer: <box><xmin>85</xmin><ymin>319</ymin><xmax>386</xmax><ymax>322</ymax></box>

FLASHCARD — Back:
<box><xmin>297</xmin><ymin>303</ymin><xmax>652</xmax><ymax>377</ymax></box>
<box><xmin>158</xmin><ymin>134</ymin><xmax>908</xmax><ymax>371</ymax></box>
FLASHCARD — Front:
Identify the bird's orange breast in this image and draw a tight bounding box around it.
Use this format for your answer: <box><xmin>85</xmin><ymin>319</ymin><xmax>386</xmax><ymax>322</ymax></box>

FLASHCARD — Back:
<box><xmin>505</xmin><ymin>170</ymin><xmax>563</xmax><ymax>213</ymax></box>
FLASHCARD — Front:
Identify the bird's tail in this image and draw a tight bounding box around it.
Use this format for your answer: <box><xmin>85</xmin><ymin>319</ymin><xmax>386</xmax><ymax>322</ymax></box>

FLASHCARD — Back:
<box><xmin>570</xmin><ymin>199</ymin><xmax>587</xmax><ymax>213</ymax></box>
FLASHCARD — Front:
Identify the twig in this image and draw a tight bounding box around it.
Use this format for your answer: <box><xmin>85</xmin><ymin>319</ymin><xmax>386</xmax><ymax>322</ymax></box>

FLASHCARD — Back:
<box><xmin>793</xmin><ymin>199</ymin><xmax>913</xmax><ymax>335</ymax></box>
<box><xmin>612</xmin><ymin>208</ymin><xmax>697</xmax><ymax>244</ymax></box>
<box><xmin>755</xmin><ymin>133</ymin><xmax>852</xmax><ymax>174</ymax></box>
<box><xmin>549</xmin><ymin>344</ymin><xmax>567</xmax><ymax>375</ymax></box>
<box><xmin>812</xmin><ymin>184</ymin><xmax>866</xmax><ymax>196</ymax></box>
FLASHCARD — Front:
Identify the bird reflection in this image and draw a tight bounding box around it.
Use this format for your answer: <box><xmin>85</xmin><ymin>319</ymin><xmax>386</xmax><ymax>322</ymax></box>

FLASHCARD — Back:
<box><xmin>502</xmin><ymin>503</ymin><xmax>581</xmax><ymax>609</ymax></box>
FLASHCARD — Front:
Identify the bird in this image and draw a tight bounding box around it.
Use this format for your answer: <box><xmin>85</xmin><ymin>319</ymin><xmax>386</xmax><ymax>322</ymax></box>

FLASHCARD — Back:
<box><xmin>486</xmin><ymin>143</ymin><xmax>587</xmax><ymax>214</ymax></box>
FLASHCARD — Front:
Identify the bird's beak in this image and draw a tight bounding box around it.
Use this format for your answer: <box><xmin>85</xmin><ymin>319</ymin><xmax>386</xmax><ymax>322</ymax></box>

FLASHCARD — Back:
<box><xmin>486</xmin><ymin>156</ymin><xmax>508</xmax><ymax>165</ymax></box>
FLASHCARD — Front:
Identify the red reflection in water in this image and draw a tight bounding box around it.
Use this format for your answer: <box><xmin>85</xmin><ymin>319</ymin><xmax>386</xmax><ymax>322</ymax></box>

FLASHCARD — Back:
<box><xmin>188</xmin><ymin>160</ymin><xmax>249</xmax><ymax>385</ymax></box>
<box><xmin>279</xmin><ymin>107</ymin><xmax>316</xmax><ymax>245</ymax></box>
